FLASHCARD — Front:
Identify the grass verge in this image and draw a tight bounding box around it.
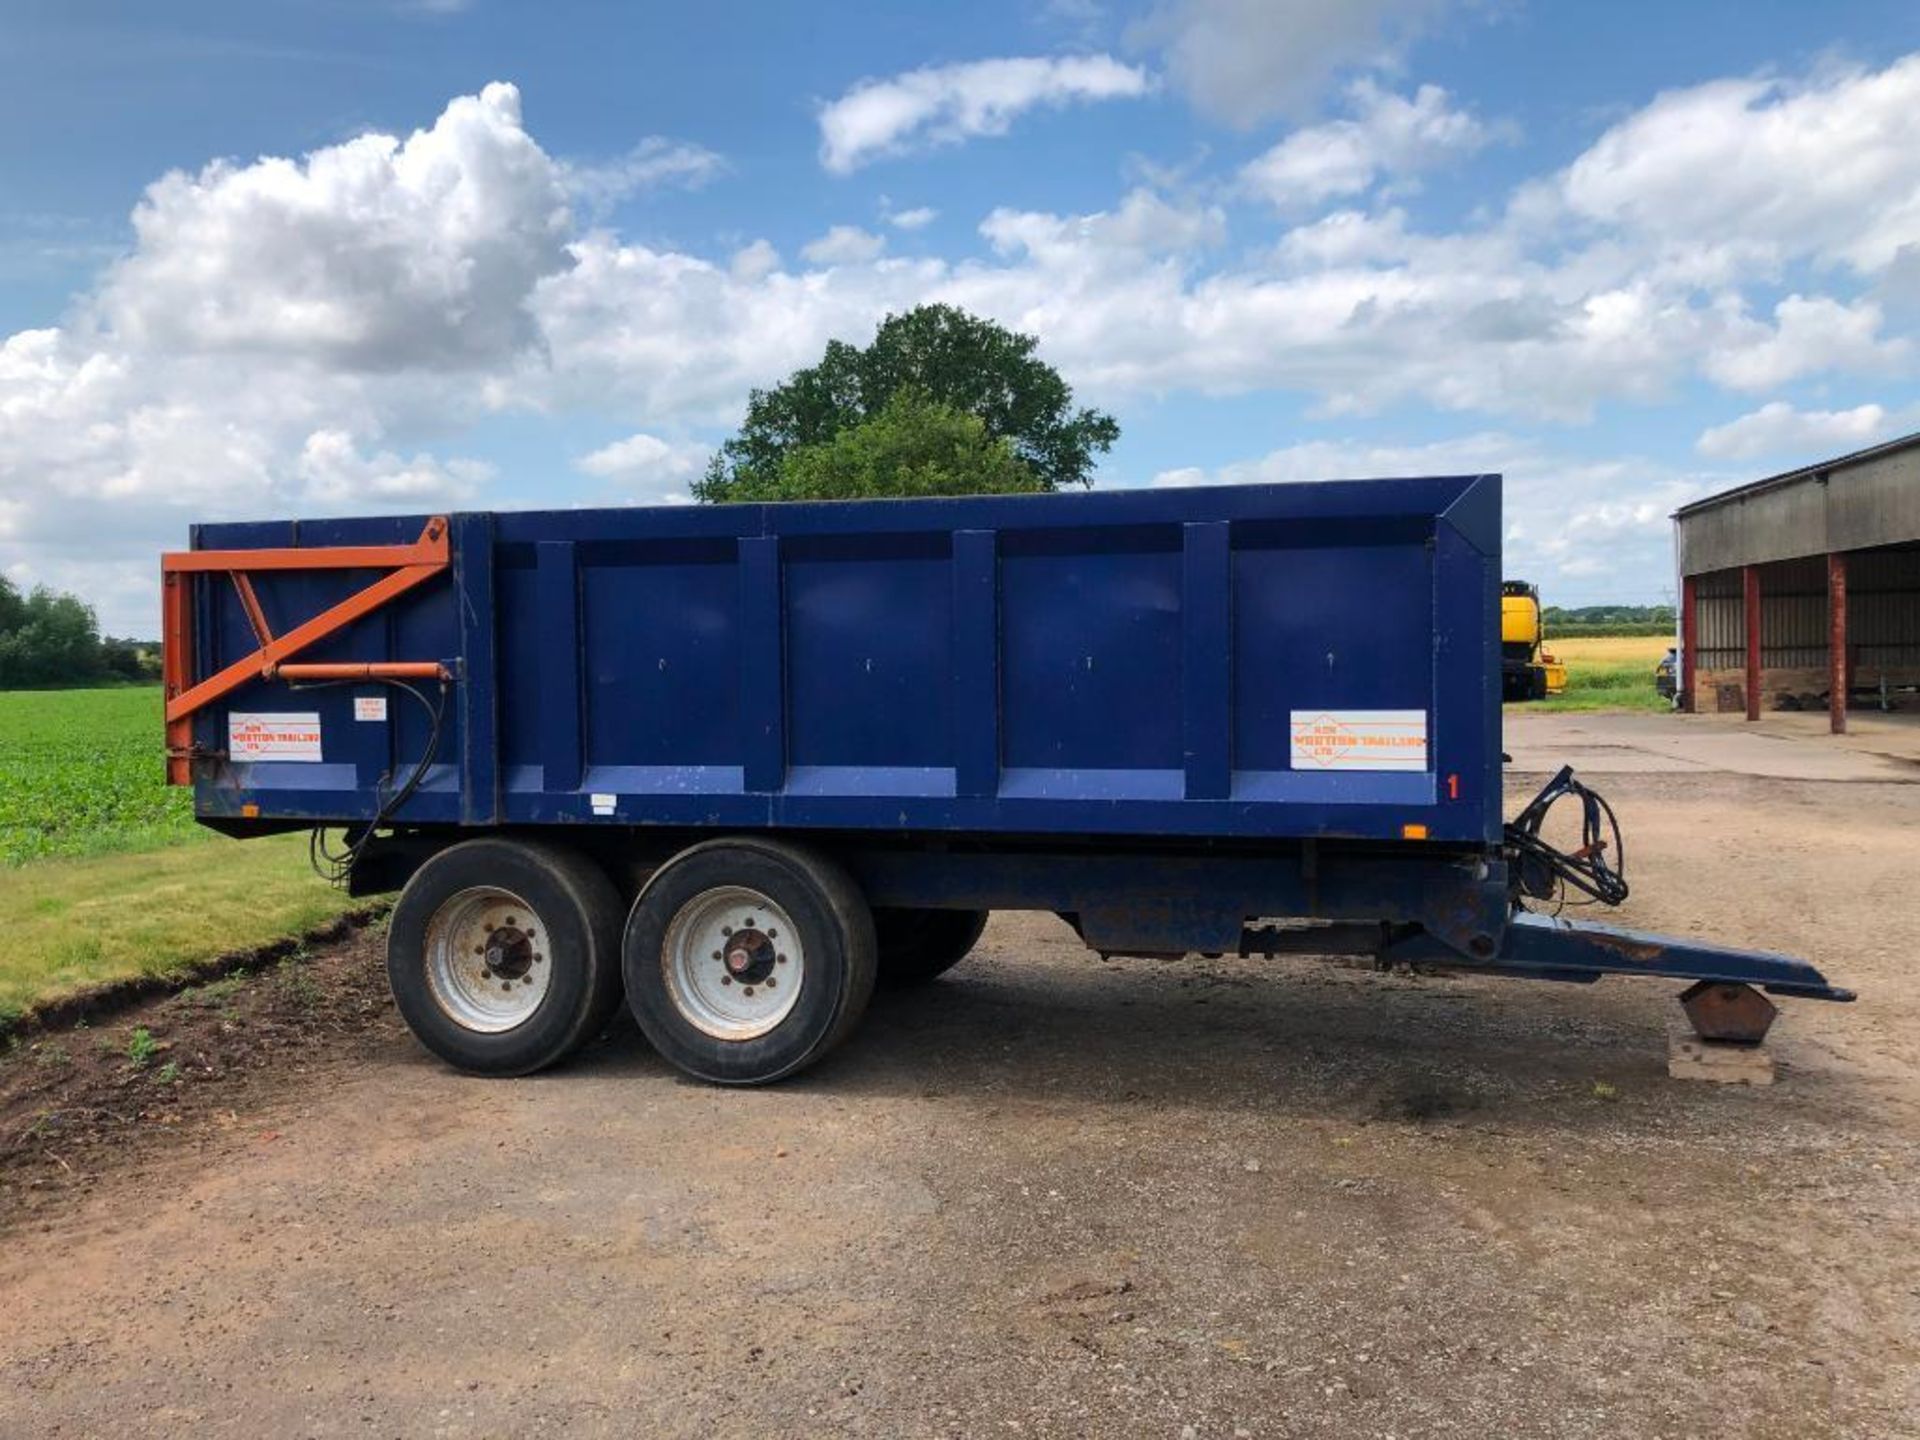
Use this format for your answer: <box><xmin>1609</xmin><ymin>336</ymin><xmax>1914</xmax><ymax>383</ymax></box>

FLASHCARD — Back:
<box><xmin>0</xmin><ymin>833</ymin><xmax>366</xmax><ymax>1026</ymax></box>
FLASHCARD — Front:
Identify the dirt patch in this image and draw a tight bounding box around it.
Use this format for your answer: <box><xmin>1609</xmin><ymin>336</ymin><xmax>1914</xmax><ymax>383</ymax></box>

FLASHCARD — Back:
<box><xmin>0</xmin><ymin>925</ymin><xmax>400</xmax><ymax>1231</ymax></box>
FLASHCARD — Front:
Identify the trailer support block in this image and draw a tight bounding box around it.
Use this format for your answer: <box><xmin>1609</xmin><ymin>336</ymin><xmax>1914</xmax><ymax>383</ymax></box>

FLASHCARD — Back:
<box><xmin>1678</xmin><ymin>980</ymin><xmax>1778</xmax><ymax>1044</ymax></box>
<box><xmin>1669</xmin><ymin>1035</ymin><xmax>1775</xmax><ymax>1086</ymax></box>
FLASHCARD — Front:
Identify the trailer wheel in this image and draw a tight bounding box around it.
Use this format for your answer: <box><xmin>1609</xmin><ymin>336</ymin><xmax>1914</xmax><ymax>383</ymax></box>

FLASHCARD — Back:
<box><xmin>387</xmin><ymin>839</ymin><xmax>624</xmax><ymax>1077</ymax></box>
<box><xmin>873</xmin><ymin>908</ymin><xmax>989</xmax><ymax>989</ymax></box>
<box><xmin>623</xmin><ymin>839</ymin><xmax>877</xmax><ymax>1085</ymax></box>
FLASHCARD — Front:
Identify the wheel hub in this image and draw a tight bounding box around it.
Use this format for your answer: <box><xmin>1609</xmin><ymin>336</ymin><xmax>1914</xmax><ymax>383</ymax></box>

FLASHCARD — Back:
<box><xmin>722</xmin><ymin>927</ymin><xmax>776</xmax><ymax>985</ymax></box>
<box><xmin>484</xmin><ymin>923</ymin><xmax>535</xmax><ymax>981</ymax></box>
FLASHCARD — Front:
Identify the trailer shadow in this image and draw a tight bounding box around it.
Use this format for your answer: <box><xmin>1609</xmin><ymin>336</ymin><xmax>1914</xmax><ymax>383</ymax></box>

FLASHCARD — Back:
<box><xmin>570</xmin><ymin>943</ymin><xmax>1857</xmax><ymax>1142</ymax></box>
<box><xmin>858</xmin><ymin>964</ymin><xmax>1846</xmax><ymax>1128</ymax></box>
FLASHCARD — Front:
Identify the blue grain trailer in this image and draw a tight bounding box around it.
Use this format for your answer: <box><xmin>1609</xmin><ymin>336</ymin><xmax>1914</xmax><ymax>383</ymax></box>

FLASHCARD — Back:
<box><xmin>160</xmin><ymin>475</ymin><xmax>1850</xmax><ymax>1082</ymax></box>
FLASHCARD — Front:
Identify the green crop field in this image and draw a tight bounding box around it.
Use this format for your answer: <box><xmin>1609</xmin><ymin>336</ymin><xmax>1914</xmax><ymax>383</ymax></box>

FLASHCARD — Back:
<box><xmin>0</xmin><ymin>686</ymin><xmax>364</xmax><ymax>1023</ymax></box>
<box><xmin>1506</xmin><ymin>634</ymin><xmax>1674</xmax><ymax>714</ymax></box>
<box><xmin>0</xmin><ymin>687</ymin><xmax>198</xmax><ymax>863</ymax></box>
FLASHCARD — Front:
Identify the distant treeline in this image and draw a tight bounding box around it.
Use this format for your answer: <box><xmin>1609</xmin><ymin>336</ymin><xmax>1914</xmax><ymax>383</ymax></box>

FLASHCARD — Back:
<box><xmin>1542</xmin><ymin>604</ymin><xmax>1675</xmax><ymax>637</ymax></box>
<box><xmin>1547</xmin><ymin>622</ymin><xmax>1674</xmax><ymax>637</ymax></box>
<box><xmin>0</xmin><ymin>577</ymin><xmax>160</xmax><ymax>689</ymax></box>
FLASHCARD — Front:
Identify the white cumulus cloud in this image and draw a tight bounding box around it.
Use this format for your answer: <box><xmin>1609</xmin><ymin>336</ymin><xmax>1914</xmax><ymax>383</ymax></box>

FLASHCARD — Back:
<box><xmin>1703</xmin><ymin>295</ymin><xmax>1909</xmax><ymax>392</ymax></box>
<box><xmin>801</xmin><ymin>225</ymin><xmax>887</xmax><ymax>266</ymax></box>
<box><xmin>817</xmin><ymin>54</ymin><xmax>1153</xmax><ymax>172</ymax></box>
<box><xmin>559</xmin><ymin>136</ymin><xmax>725</xmax><ymax>213</ymax></box>
<box><xmin>96</xmin><ymin>81</ymin><xmax>571</xmax><ymax>371</ymax></box>
<box><xmin>1130</xmin><ymin>0</ymin><xmax>1451</xmax><ymax>128</ymax></box>
<box><xmin>1241</xmin><ymin>80</ymin><xmax>1491</xmax><ymax>208</ymax></box>
<box><xmin>574</xmin><ymin>432</ymin><xmax>710</xmax><ymax>495</ymax></box>
<box><xmin>1695</xmin><ymin>401</ymin><xmax>1896</xmax><ymax>461</ymax></box>
<box><xmin>1559</xmin><ymin>55</ymin><xmax>1920</xmax><ymax>277</ymax></box>
<box><xmin>296</xmin><ymin>429</ymin><xmax>492</xmax><ymax>506</ymax></box>
<box><xmin>729</xmin><ymin>239</ymin><xmax>781</xmax><ymax>282</ymax></box>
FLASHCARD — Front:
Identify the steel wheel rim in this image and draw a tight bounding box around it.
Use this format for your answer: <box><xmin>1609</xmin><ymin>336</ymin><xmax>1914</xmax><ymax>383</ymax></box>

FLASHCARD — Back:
<box><xmin>662</xmin><ymin>885</ymin><xmax>803</xmax><ymax>1041</ymax></box>
<box><xmin>423</xmin><ymin>886</ymin><xmax>553</xmax><ymax>1033</ymax></box>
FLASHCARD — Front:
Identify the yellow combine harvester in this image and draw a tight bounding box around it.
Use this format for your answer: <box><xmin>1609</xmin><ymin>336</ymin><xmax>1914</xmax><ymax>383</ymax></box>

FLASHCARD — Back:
<box><xmin>1501</xmin><ymin>580</ymin><xmax>1568</xmax><ymax>701</ymax></box>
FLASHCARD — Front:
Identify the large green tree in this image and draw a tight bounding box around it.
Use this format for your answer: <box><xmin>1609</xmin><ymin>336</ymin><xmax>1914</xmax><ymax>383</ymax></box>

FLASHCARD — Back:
<box><xmin>0</xmin><ymin>580</ymin><xmax>103</xmax><ymax>688</ymax></box>
<box><xmin>694</xmin><ymin>304</ymin><xmax>1118</xmax><ymax>502</ymax></box>
<box><xmin>0</xmin><ymin>576</ymin><xmax>158</xmax><ymax>688</ymax></box>
<box><xmin>710</xmin><ymin>389</ymin><xmax>1047</xmax><ymax>503</ymax></box>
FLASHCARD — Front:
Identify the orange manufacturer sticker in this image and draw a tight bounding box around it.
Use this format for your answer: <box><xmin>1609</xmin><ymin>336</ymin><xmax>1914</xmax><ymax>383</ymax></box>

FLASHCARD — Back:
<box><xmin>1289</xmin><ymin>710</ymin><xmax>1428</xmax><ymax>772</ymax></box>
<box><xmin>228</xmin><ymin>711</ymin><xmax>323</xmax><ymax>762</ymax></box>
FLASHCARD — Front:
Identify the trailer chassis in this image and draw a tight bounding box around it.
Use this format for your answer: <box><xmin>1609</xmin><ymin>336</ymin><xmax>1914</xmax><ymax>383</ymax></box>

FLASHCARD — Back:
<box><xmin>345</xmin><ymin>816</ymin><xmax>1853</xmax><ymax>1048</ymax></box>
<box><xmin>837</xmin><ymin>837</ymin><xmax>1851</xmax><ymax>1041</ymax></box>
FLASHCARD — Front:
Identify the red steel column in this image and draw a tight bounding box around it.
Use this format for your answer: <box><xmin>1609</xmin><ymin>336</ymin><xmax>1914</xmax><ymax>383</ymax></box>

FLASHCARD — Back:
<box><xmin>1680</xmin><ymin>573</ymin><xmax>1698</xmax><ymax>713</ymax></box>
<box><xmin>1829</xmin><ymin>551</ymin><xmax>1848</xmax><ymax>735</ymax></box>
<box><xmin>1743</xmin><ymin>564</ymin><xmax>1762</xmax><ymax>722</ymax></box>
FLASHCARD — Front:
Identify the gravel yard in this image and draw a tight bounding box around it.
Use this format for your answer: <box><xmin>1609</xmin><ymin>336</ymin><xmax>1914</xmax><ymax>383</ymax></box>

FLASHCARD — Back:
<box><xmin>2</xmin><ymin>713</ymin><xmax>1917</xmax><ymax>1438</ymax></box>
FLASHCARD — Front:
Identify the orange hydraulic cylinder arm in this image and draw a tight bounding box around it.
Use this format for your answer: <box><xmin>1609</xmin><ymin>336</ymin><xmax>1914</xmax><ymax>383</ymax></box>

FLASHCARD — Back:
<box><xmin>161</xmin><ymin>517</ymin><xmax>453</xmax><ymax>785</ymax></box>
<box><xmin>274</xmin><ymin>662</ymin><xmax>449</xmax><ymax>682</ymax></box>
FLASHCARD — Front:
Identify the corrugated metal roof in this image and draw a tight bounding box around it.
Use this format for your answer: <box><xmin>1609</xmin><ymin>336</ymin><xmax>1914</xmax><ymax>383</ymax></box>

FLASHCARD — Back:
<box><xmin>1673</xmin><ymin>429</ymin><xmax>1920</xmax><ymax>520</ymax></box>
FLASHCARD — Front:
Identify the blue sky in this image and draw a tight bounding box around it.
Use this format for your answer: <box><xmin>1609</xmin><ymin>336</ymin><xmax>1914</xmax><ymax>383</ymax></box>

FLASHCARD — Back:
<box><xmin>5</xmin><ymin>0</ymin><xmax>1920</xmax><ymax>632</ymax></box>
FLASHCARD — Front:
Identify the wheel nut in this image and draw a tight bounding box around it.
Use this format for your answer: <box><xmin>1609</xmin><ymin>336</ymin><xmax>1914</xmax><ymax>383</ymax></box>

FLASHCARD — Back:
<box><xmin>764</xmin><ymin>976</ymin><xmax>776</xmax><ymax>989</ymax></box>
<box><xmin>721</xmin><ymin>976</ymin><xmax>733</xmax><ymax>986</ymax></box>
<box><xmin>776</xmin><ymin>954</ymin><xmax>787</xmax><ymax>965</ymax></box>
<box><xmin>743</xmin><ymin>986</ymin><xmax>756</xmax><ymax>998</ymax></box>
<box><xmin>767</xmin><ymin>929</ymin><xmax>777</xmax><ymax>939</ymax></box>
<box><xmin>721</xmin><ymin>926</ymin><xmax>733</xmax><ymax>936</ymax></box>
<box><xmin>533</xmin><ymin>954</ymin><xmax>543</xmax><ymax>964</ymax></box>
<box><xmin>712</xmin><ymin>951</ymin><xmax>723</xmax><ymax>961</ymax></box>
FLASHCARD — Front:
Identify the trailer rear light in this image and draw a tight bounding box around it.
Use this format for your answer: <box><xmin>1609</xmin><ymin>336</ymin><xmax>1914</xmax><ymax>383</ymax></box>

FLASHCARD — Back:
<box><xmin>1401</xmin><ymin>823</ymin><xmax>1429</xmax><ymax>840</ymax></box>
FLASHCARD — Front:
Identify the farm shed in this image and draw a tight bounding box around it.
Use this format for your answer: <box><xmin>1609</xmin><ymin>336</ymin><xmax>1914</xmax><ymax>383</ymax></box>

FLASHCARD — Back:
<box><xmin>1675</xmin><ymin>431</ymin><xmax>1920</xmax><ymax>731</ymax></box>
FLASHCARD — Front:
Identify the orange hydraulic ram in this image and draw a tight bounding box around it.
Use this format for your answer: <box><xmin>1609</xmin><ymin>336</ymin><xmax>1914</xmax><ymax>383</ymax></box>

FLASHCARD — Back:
<box><xmin>272</xmin><ymin>661</ymin><xmax>450</xmax><ymax>682</ymax></box>
<box><xmin>162</xmin><ymin>517</ymin><xmax>452</xmax><ymax>784</ymax></box>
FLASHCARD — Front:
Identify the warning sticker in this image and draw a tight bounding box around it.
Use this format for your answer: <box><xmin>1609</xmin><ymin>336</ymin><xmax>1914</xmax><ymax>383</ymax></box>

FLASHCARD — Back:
<box><xmin>229</xmin><ymin>712</ymin><xmax>323</xmax><ymax>763</ymax></box>
<box><xmin>1290</xmin><ymin>710</ymin><xmax>1428</xmax><ymax>772</ymax></box>
<box><xmin>353</xmin><ymin>696</ymin><xmax>387</xmax><ymax>723</ymax></box>
<box><xmin>589</xmin><ymin>793</ymin><xmax>617</xmax><ymax>816</ymax></box>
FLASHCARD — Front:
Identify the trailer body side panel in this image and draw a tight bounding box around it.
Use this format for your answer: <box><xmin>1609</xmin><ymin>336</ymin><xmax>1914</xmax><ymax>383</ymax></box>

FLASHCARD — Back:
<box><xmin>181</xmin><ymin>477</ymin><xmax>1501</xmax><ymax>847</ymax></box>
